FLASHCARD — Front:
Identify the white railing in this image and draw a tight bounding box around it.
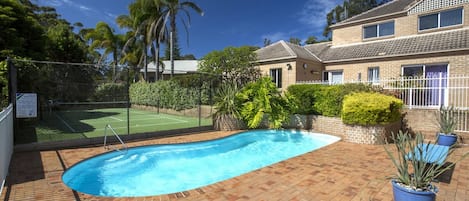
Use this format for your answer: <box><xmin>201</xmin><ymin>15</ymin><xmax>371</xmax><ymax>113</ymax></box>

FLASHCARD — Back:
<box><xmin>0</xmin><ymin>104</ymin><xmax>13</xmax><ymax>195</ymax></box>
<box><xmin>298</xmin><ymin>74</ymin><xmax>469</xmax><ymax>109</ymax></box>
<box><xmin>297</xmin><ymin>74</ymin><xmax>469</xmax><ymax>132</ymax></box>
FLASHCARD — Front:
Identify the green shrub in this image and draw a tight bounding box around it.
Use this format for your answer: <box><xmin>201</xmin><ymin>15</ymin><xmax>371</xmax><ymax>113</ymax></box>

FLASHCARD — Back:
<box><xmin>238</xmin><ymin>77</ymin><xmax>297</xmax><ymax>129</ymax></box>
<box><xmin>314</xmin><ymin>83</ymin><xmax>376</xmax><ymax>117</ymax></box>
<box><xmin>286</xmin><ymin>84</ymin><xmax>322</xmax><ymax>115</ymax></box>
<box><xmin>129</xmin><ymin>80</ymin><xmax>209</xmax><ymax>111</ymax></box>
<box><xmin>341</xmin><ymin>92</ymin><xmax>403</xmax><ymax>126</ymax></box>
<box><xmin>93</xmin><ymin>83</ymin><xmax>127</xmax><ymax>102</ymax></box>
<box><xmin>287</xmin><ymin>83</ymin><xmax>377</xmax><ymax>117</ymax></box>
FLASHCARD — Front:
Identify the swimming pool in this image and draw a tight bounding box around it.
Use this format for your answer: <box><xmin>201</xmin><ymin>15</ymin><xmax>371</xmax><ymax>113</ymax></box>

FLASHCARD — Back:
<box><xmin>62</xmin><ymin>129</ymin><xmax>340</xmax><ymax>197</ymax></box>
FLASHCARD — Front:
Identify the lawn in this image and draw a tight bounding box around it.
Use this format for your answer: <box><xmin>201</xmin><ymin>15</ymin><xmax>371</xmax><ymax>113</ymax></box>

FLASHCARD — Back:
<box><xmin>15</xmin><ymin>107</ymin><xmax>212</xmax><ymax>144</ymax></box>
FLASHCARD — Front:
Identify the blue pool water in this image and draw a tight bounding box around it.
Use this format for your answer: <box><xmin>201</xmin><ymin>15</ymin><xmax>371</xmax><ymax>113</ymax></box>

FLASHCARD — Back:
<box><xmin>62</xmin><ymin>129</ymin><xmax>340</xmax><ymax>197</ymax></box>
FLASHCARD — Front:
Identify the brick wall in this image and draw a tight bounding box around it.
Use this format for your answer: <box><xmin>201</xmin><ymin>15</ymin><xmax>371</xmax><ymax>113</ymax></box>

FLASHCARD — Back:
<box><xmin>310</xmin><ymin>115</ymin><xmax>401</xmax><ymax>144</ymax></box>
<box><xmin>325</xmin><ymin>54</ymin><xmax>469</xmax><ymax>81</ymax></box>
<box><xmin>331</xmin><ymin>4</ymin><xmax>469</xmax><ymax>46</ymax></box>
<box><xmin>257</xmin><ymin>59</ymin><xmax>322</xmax><ymax>90</ymax></box>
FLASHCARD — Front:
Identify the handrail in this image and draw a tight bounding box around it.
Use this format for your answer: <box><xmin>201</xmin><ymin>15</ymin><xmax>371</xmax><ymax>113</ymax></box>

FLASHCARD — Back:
<box><xmin>104</xmin><ymin>124</ymin><xmax>128</xmax><ymax>153</ymax></box>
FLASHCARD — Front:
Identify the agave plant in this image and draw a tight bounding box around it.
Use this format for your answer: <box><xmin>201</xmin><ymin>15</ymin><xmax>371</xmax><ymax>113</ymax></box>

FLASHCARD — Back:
<box><xmin>438</xmin><ymin>105</ymin><xmax>457</xmax><ymax>135</ymax></box>
<box><xmin>213</xmin><ymin>82</ymin><xmax>244</xmax><ymax>130</ymax></box>
<box><xmin>383</xmin><ymin>131</ymin><xmax>468</xmax><ymax>192</ymax></box>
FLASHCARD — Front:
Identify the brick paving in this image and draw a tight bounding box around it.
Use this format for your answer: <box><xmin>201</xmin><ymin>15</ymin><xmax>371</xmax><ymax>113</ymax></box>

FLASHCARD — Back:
<box><xmin>1</xmin><ymin>130</ymin><xmax>468</xmax><ymax>201</ymax></box>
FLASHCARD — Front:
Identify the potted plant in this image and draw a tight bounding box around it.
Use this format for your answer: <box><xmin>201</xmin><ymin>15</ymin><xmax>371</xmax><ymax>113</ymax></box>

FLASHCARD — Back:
<box><xmin>437</xmin><ymin>105</ymin><xmax>458</xmax><ymax>146</ymax></box>
<box><xmin>383</xmin><ymin>130</ymin><xmax>468</xmax><ymax>201</ymax></box>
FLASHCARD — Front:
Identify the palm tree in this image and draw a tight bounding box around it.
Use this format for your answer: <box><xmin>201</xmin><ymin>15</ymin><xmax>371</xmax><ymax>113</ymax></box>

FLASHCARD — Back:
<box><xmin>161</xmin><ymin>0</ymin><xmax>203</xmax><ymax>78</ymax></box>
<box><xmin>119</xmin><ymin>0</ymin><xmax>168</xmax><ymax>82</ymax></box>
<box><xmin>85</xmin><ymin>22</ymin><xmax>124</xmax><ymax>81</ymax></box>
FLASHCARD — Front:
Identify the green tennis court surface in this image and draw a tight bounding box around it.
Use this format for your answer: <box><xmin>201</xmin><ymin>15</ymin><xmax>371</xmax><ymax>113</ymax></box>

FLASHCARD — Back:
<box><xmin>16</xmin><ymin>107</ymin><xmax>212</xmax><ymax>143</ymax></box>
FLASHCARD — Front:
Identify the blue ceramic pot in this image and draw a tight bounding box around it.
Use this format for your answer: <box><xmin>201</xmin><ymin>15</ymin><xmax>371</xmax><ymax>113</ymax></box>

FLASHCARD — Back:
<box><xmin>392</xmin><ymin>180</ymin><xmax>436</xmax><ymax>201</ymax></box>
<box><xmin>436</xmin><ymin>133</ymin><xmax>457</xmax><ymax>146</ymax></box>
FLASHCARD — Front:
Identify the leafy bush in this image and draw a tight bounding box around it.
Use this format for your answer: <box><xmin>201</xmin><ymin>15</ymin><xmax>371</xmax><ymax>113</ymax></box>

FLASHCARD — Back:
<box><xmin>0</xmin><ymin>60</ymin><xmax>8</xmax><ymax>108</ymax></box>
<box><xmin>129</xmin><ymin>80</ymin><xmax>210</xmax><ymax>111</ymax></box>
<box><xmin>341</xmin><ymin>92</ymin><xmax>403</xmax><ymax>125</ymax></box>
<box><xmin>286</xmin><ymin>84</ymin><xmax>322</xmax><ymax>114</ymax></box>
<box><xmin>238</xmin><ymin>77</ymin><xmax>297</xmax><ymax>129</ymax></box>
<box><xmin>313</xmin><ymin>85</ymin><xmax>342</xmax><ymax>117</ymax></box>
<box><xmin>93</xmin><ymin>83</ymin><xmax>127</xmax><ymax>102</ymax></box>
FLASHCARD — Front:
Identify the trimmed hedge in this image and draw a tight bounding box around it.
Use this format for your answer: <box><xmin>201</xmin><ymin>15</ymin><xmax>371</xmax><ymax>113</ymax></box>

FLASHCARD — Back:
<box><xmin>129</xmin><ymin>80</ymin><xmax>210</xmax><ymax>111</ymax></box>
<box><xmin>286</xmin><ymin>84</ymin><xmax>322</xmax><ymax>114</ymax></box>
<box><xmin>341</xmin><ymin>92</ymin><xmax>403</xmax><ymax>126</ymax></box>
<box><xmin>93</xmin><ymin>83</ymin><xmax>127</xmax><ymax>102</ymax></box>
<box><xmin>287</xmin><ymin>83</ymin><xmax>376</xmax><ymax>116</ymax></box>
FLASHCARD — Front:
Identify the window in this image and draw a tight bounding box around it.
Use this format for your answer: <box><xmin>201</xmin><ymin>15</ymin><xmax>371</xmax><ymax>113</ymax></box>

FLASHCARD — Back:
<box><xmin>402</xmin><ymin>64</ymin><xmax>448</xmax><ymax>106</ymax></box>
<box><xmin>363</xmin><ymin>21</ymin><xmax>394</xmax><ymax>39</ymax></box>
<box><xmin>323</xmin><ymin>71</ymin><xmax>343</xmax><ymax>84</ymax></box>
<box><xmin>368</xmin><ymin>67</ymin><xmax>379</xmax><ymax>83</ymax></box>
<box><xmin>270</xmin><ymin>68</ymin><xmax>282</xmax><ymax>88</ymax></box>
<box><xmin>419</xmin><ymin>8</ymin><xmax>463</xmax><ymax>31</ymax></box>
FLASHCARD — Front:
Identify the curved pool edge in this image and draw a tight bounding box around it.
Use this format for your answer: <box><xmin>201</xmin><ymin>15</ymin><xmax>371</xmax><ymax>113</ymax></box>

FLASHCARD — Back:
<box><xmin>61</xmin><ymin>129</ymin><xmax>341</xmax><ymax>198</ymax></box>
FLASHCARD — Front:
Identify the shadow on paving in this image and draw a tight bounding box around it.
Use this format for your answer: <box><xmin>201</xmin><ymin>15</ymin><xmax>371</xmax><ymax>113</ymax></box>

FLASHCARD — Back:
<box><xmin>4</xmin><ymin>151</ymin><xmax>44</xmax><ymax>186</ymax></box>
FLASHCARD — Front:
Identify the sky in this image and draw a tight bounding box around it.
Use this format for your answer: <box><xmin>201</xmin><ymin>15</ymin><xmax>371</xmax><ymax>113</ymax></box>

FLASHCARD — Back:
<box><xmin>35</xmin><ymin>0</ymin><xmax>343</xmax><ymax>59</ymax></box>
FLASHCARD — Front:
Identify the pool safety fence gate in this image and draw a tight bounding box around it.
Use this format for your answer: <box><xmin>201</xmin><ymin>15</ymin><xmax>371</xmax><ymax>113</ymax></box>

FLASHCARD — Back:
<box><xmin>0</xmin><ymin>104</ymin><xmax>14</xmax><ymax>195</ymax></box>
<box><xmin>298</xmin><ymin>74</ymin><xmax>469</xmax><ymax>132</ymax></box>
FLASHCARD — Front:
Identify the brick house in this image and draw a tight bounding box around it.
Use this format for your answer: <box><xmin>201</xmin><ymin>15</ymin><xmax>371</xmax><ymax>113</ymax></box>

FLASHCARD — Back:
<box><xmin>256</xmin><ymin>0</ymin><xmax>469</xmax><ymax>92</ymax></box>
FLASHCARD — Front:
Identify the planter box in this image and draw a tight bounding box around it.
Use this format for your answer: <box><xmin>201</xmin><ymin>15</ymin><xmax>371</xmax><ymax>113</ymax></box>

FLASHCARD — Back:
<box><xmin>213</xmin><ymin>114</ymin><xmax>246</xmax><ymax>131</ymax></box>
<box><xmin>283</xmin><ymin>114</ymin><xmax>312</xmax><ymax>130</ymax></box>
<box><xmin>311</xmin><ymin>115</ymin><xmax>401</xmax><ymax>145</ymax></box>
<box><xmin>344</xmin><ymin>120</ymin><xmax>401</xmax><ymax>145</ymax></box>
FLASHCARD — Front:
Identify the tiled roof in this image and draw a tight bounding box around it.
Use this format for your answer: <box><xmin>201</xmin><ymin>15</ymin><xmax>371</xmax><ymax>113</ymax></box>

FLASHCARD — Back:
<box><xmin>255</xmin><ymin>41</ymin><xmax>320</xmax><ymax>62</ymax></box>
<box><xmin>258</xmin><ymin>29</ymin><xmax>469</xmax><ymax>64</ymax></box>
<box><xmin>313</xmin><ymin>29</ymin><xmax>469</xmax><ymax>63</ymax></box>
<box><xmin>332</xmin><ymin>0</ymin><xmax>417</xmax><ymax>27</ymax></box>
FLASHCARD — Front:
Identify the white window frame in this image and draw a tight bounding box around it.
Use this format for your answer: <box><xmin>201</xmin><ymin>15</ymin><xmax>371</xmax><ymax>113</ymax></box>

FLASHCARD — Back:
<box><xmin>323</xmin><ymin>70</ymin><xmax>343</xmax><ymax>84</ymax></box>
<box><xmin>368</xmin><ymin>67</ymin><xmax>380</xmax><ymax>84</ymax></box>
<box><xmin>270</xmin><ymin>68</ymin><xmax>282</xmax><ymax>88</ymax></box>
<box><xmin>418</xmin><ymin>7</ymin><xmax>464</xmax><ymax>31</ymax></box>
<box><xmin>363</xmin><ymin>21</ymin><xmax>395</xmax><ymax>39</ymax></box>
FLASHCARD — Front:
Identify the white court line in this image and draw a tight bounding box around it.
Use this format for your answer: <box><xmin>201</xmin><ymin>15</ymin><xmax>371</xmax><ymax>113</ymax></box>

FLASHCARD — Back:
<box><xmin>94</xmin><ymin>121</ymin><xmax>190</xmax><ymax>131</ymax></box>
<box><xmin>108</xmin><ymin>116</ymin><xmax>124</xmax><ymax>122</ymax></box>
<box><xmin>54</xmin><ymin>113</ymin><xmax>76</xmax><ymax>132</ymax></box>
<box><xmin>146</xmin><ymin>115</ymin><xmax>188</xmax><ymax>123</ymax></box>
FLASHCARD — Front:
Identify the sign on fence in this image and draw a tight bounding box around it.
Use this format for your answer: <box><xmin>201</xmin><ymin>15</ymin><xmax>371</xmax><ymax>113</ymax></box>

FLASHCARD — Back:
<box><xmin>16</xmin><ymin>93</ymin><xmax>37</xmax><ymax>118</ymax></box>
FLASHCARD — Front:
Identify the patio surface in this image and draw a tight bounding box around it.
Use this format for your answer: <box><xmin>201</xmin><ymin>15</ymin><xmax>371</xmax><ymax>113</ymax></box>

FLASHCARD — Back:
<box><xmin>1</xmin><ymin>130</ymin><xmax>468</xmax><ymax>201</ymax></box>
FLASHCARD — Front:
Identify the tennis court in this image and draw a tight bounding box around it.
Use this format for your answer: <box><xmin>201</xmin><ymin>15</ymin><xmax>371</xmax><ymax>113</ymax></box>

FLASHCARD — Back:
<box><xmin>16</xmin><ymin>106</ymin><xmax>212</xmax><ymax>143</ymax></box>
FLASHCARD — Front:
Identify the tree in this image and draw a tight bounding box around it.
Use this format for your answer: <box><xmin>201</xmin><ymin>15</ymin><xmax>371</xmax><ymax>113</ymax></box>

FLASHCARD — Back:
<box><xmin>289</xmin><ymin>37</ymin><xmax>302</xmax><ymax>45</ymax></box>
<box><xmin>86</xmin><ymin>22</ymin><xmax>124</xmax><ymax>81</ymax></box>
<box><xmin>198</xmin><ymin>46</ymin><xmax>260</xmax><ymax>87</ymax></box>
<box><xmin>263</xmin><ymin>38</ymin><xmax>272</xmax><ymax>47</ymax></box>
<box><xmin>161</xmin><ymin>0</ymin><xmax>203</xmax><ymax>78</ymax></box>
<box><xmin>180</xmin><ymin>54</ymin><xmax>196</xmax><ymax>60</ymax></box>
<box><xmin>322</xmin><ymin>0</ymin><xmax>378</xmax><ymax>38</ymax></box>
<box><xmin>119</xmin><ymin>0</ymin><xmax>168</xmax><ymax>82</ymax></box>
<box><xmin>305</xmin><ymin>36</ymin><xmax>318</xmax><ymax>44</ymax></box>
<box><xmin>0</xmin><ymin>0</ymin><xmax>45</xmax><ymax>59</ymax></box>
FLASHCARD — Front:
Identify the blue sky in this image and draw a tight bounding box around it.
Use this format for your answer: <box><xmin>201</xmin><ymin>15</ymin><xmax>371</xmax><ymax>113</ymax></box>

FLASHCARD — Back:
<box><xmin>36</xmin><ymin>0</ymin><xmax>343</xmax><ymax>59</ymax></box>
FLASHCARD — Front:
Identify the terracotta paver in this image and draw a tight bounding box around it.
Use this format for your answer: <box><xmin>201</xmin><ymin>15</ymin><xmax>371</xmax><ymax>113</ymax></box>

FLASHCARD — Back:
<box><xmin>1</xmin><ymin>130</ymin><xmax>468</xmax><ymax>201</ymax></box>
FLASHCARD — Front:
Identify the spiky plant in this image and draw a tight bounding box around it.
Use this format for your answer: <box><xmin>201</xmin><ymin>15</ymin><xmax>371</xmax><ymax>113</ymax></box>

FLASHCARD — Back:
<box><xmin>383</xmin><ymin>131</ymin><xmax>468</xmax><ymax>191</ymax></box>
<box><xmin>438</xmin><ymin>105</ymin><xmax>457</xmax><ymax>135</ymax></box>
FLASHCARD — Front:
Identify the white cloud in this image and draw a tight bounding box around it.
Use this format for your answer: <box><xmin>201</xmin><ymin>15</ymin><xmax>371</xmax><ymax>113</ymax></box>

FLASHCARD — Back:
<box><xmin>79</xmin><ymin>5</ymin><xmax>92</xmax><ymax>11</ymax></box>
<box><xmin>297</xmin><ymin>0</ymin><xmax>342</xmax><ymax>38</ymax></box>
<box><xmin>261</xmin><ymin>32</ymin><xmax>288</xmax><ymax>43</ymax></box>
